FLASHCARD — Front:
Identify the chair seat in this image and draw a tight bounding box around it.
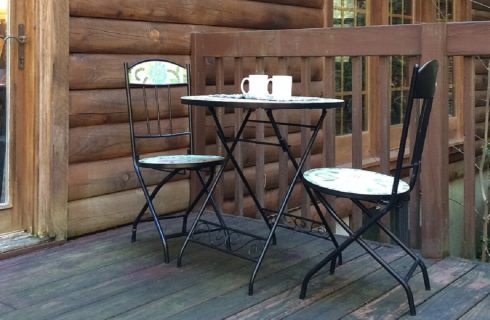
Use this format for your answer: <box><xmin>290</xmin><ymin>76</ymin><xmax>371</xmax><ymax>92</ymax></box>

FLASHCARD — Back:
<box><xmin>139</xmin><ymin>154</ymin><xmax>224</xmax><ymax>169</ymax></box>
<box><xmin>303</xmin><ymin>168</ymin><xmax>410</xmax><ymax>201</ymax></box>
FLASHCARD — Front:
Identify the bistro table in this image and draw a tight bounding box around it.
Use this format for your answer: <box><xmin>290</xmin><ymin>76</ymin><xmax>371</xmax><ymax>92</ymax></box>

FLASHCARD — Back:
<box><xmin>178</xmin><ymin>93</ymin><xmax>344</xmax><ymax>295</ymax></box>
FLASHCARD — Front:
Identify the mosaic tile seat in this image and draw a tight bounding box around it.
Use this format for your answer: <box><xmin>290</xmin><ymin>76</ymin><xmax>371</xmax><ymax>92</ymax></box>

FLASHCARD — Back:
<box><xmin>139</xmin><ymin>154</ymin><xmax>224</xmax><ymax>170</ymax></box>
<box><xmin>303</xmin><ymin>168</ymin><xmax>410</xmax><ymax>201</ymax></box>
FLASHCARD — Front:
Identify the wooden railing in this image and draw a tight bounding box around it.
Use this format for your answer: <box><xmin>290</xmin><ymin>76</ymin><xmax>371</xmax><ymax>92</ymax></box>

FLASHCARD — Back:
<box><xmin>190</xmin><ymin>22</ymin><xmax>490</xmax><ymax>259</ymax></box>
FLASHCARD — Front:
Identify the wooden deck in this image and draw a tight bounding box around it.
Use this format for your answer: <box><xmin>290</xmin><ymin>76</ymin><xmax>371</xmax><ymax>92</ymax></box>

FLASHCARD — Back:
<box><xmin>0</xmin><ymin>215</ymin><xmax>488</xmax><ymax>319</ymax></box>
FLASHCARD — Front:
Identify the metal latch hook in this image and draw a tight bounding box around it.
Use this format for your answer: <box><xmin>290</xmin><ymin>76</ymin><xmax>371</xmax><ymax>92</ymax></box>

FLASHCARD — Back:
<box><xmin>1</xmin><ymin>24</ymin><xmax>26</xmax><ymax>69</ymax></box>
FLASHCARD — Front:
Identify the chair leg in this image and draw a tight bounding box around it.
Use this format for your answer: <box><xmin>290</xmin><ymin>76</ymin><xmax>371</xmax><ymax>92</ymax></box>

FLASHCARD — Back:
<box><xmin>178</xmin><ymin>167</ymin><xmax>228</xmax><ymax>267</ymax></box>
<box><xmin>132</xmin><ymin>170</ymin><xmax>178</xmax><ymax>243</ymax></box>
<box><xmin>196</xmin><ymin>169</ymin><xmax>232</xmax><ymax>251</ymax></box>
<box><xmin>352</xmin><ymin>199</ymin><xmax>431</xmax><ymax>291</ymax></box>
<box><xmin>180</xmin><ymin>170</ymin><xmax>213</xmax><ymax>235</ymax></box>
<box><xmin>301</xmin><ymin>193</ymin><xmax>419</xmax><ymax>315</ymax></box>
<box><xmin>134</xmin><ymin>167</ymin><xmax>171</xmax><ymax>263</ymax></box>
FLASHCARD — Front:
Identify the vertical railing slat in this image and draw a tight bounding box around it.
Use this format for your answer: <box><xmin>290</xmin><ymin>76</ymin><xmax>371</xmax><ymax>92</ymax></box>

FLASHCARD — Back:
<box><xmin>190</xmin><ymin>34</ymin><xmax>207</xmax><ymax>200</ymax></box>
<box><xmin>323</xmin><ymin>56</ymin><xmax>337</xmax><ymax>230</ymax></box>
<box><xmin>323</xmin><ymin>57</ymin><xmax>336</xmax><ymax>168</ymax></box>
<box><xmin>255</xmin><ymin>57</ymin><xmax>265</xmax><ymax>218</ymax></box>
<box><xmin>277</xmin><ymin>57</ymin><xmax>289</xmax><ymax>212</ymax></box>
<box><xmin>300</xmin><ymin>57</ymin><xmax>312</xmax><ymax>218</ymax></box>
<box><xmin>378</xmin><ymin>56</ymin><xmax>391</xmax><ymax>242</ymax></box>
<box><xmin>351</xmin><ymin>56</ymin><xmax>363</xmax><ymax>230</ymax></box>
<box><xmin>463</xmin><ymin>56</ymin><xmax>476</xmax><ymax>259</ymax></box>
<box><xmin>234</xmin><ymin>57</ymin><xmax>244</xmax><ymax>216</ymax></box>
<box><xmin>214</xmin><ymin>57</ymin><xmax>225</xmax><ymax>210</ymax></box>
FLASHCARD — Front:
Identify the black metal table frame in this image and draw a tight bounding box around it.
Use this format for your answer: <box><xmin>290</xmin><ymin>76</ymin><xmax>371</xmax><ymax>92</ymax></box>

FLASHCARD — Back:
<box><xmin>178</xmin><ymin>96</ymin><xmax>342</xmax><ymax>295</ymax></box>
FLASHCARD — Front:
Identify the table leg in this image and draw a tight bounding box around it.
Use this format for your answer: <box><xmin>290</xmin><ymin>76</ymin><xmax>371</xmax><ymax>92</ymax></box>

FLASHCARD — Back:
<box><xmin>210</xmin><ymin>108</ymin><xmax>275</xmax><ymax>233</ymax></box>
<box><xmin>266</xmin><ymin>109</ymin><xmax>341</xmax><ymax>261</ymax></box>
<box><xmin>248</xmin><ymin>108</ymin><xmax>331</xmax><ymax>295</ymax></box>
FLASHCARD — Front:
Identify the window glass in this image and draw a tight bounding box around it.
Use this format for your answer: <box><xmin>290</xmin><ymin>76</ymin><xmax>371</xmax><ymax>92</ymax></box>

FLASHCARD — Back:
<box><xmin>333</xmin><ymin>0</ymin><xmax>368</xmax><ymax>135</ymax></box>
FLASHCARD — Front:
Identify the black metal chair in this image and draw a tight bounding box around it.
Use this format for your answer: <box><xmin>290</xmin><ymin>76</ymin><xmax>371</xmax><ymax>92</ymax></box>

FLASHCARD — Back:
<box><xmin>300</xmin><ymin>59</ymin><xmax>438</xmax><ymax>316</ymax></box>
<box><xmin>124</xmin><ymin>59</ymin><xmax>224</xmax><ymax>263</ymax></box>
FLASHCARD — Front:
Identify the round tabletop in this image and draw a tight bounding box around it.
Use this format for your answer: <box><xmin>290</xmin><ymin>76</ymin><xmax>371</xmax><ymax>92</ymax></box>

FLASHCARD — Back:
<box><xmin>181</xmin><ymin>94</ymin><xmax>344</xmax><ymax>110</ymax></box>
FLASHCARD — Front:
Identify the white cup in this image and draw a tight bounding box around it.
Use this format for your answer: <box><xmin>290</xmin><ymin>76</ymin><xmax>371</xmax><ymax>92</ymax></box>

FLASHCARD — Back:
<box><xmin>240</xmin><ymin>75</ymin><xmax>271</xmax><ymax>98</ymax></box>
<box><xmin>270</xmin><ymin>75</ymin><xmax>293</xmax><ymax>100</ymax></box>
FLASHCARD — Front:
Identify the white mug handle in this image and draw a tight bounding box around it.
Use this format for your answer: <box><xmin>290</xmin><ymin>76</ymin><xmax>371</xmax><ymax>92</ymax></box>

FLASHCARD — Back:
<box><xmin>267</xmin><ymin>78</ymin><xmax>273</xmax><ymax>95</ymax></box>
<box><xmin>240</xmin><ymin>77</ymin><xmax>249</xmax><ymax>94</ymax></box>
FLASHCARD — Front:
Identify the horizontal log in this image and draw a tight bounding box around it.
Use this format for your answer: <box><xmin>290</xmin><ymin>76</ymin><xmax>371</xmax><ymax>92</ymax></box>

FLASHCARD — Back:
<box><xmin>70</xmin><ymin>88</ymin><xmax>188</xmax><ymax>128</ymax></box>
<box><xmin>69</xmin><ymin>0</ymin><xmax>323</xmax><ymax>30</ymax></box>
<box><xmin>69</xmin><ymin>54</ymin><xmax>190</xmax><ymax>90</ymax></box>
<box><xmin>68</xmin><ymin>179</ymin><xmax>189</xmax><ymax>237</ymax></box>
<box><xmin>475</xmin><ymin>57</ymin><xmax>489</xmax><ymax>75</ymax></box>
<box><xmin>69</xmin><ymin>118</ymin><xmax>189</xmax><ymax>163</ymax></box>
<box><xmin>475</xmin><ymin>106</ymin><xmax>487</xmax><ymax>123</ymax></box>
<box><xmin>247</xmin><ymin>0</ymin><xmax>324</xmax><ymax>9</ymax></box>
<box><xmin>69</xmin><ymin>54</ymin><xmax>322</xmax><ymax>90</ymax></box>
<box><xmin>475</xmin><ymin>59</ymin><xmax>490</xmax><ymax>74</ymax></box>
<box><xmin>475</xmin><ymin>74</ymin><xmax>488</xmax><ymax>91</ymax></box>
<box><xmin>473</xmin><ymin>9</ymin><xmax>490</xmax><ymax>20</ymax></box>
<box><xmin>68</xmin><ymin>150</ymin><xmax>189</xmax><ymax>201</ymax></box>
<box><xmin>476</xmin><ymin>90</ymin><xmax>488</xmax><ymax>107</ymax></box>
<box><xmin>70</xmin><ymin>17</ymin><xmax>239</xmax><ymax>54</ymax></box>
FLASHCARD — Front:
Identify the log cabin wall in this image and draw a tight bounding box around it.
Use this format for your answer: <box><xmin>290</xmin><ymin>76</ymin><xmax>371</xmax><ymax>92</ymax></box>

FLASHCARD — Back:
<box><xmin>67</xmin><ymin>0</ymin><xmax>325</xmax><ymax>237</ymax></box>
<box><xmin>473</xmin><ymin>0</ymin><xmax>490</xmax><ymax>133</ymax></box>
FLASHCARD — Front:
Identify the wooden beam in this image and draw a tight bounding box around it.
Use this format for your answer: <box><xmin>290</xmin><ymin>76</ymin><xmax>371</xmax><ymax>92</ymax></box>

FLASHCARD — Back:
<box><xmin>193</xmin><ymin>24</ymin><xmax>422</xmax><ymax>58</ymax></box>
<box><xmin>13</xmin><ymin>0</ymin><xmax>71</xmax><ymax>240</ymax></box>
<box><xmin>447</xmin><ymin>22</ymin><xmax>490</xmax><ymax>56</ymax></box>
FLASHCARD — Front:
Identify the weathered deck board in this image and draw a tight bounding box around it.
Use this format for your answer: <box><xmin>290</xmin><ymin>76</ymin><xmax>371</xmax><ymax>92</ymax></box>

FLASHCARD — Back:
<box><xmin>399</xmin><ymin>262</ymin><xmax>490</xmax><ymax>319</ymax></box>
<box><xmin>53</xmin><ymin>229</ymin><xmax>316</xmax><ymax>319</ymax></box>
<box><xmin>114</xmin><ymin>237</ymin><xmax>369</xmax><ymax>320</ymax></box>
<box><xmin>460</xmin><ymin>294</ymin><xmax>490</xmax><ymax>320</ymax></box>
<box><xmin>344</xmin><ymin>258</ymin><xmax>478</xmax><ymax>319</ymax></box>
<box><xmin>287</xmin><ymin>256</ymin><xmax>422</xmax><ymax>319</ymax></box>
<box><xmin>0</xmin><ymin>215</ymin><xmax>488</xmax><ymax>319</ymax></box>
<box><xmin>224</xmin><ymin>246</ymin><xmax>404</xmax><ymax>320</ymax></box>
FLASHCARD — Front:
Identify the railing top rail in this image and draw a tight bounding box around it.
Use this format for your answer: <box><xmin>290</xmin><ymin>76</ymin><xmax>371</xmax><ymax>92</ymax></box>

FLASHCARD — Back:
<box><xmin>192</xmin><ymin>22</ymin><xmax>490</xmax><ymax>58</ymax></box>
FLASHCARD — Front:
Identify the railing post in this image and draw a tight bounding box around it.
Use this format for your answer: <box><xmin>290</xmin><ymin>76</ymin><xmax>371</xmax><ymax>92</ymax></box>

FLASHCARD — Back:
<box><xmin>420</xmin><ymin>23</ymin><xmax>449</xmax><ymax>259</ymax></box>
<box><xmin>190</xmin><ymin>33</ymin><xmax>207</xmax><ymax>201</ymax></box>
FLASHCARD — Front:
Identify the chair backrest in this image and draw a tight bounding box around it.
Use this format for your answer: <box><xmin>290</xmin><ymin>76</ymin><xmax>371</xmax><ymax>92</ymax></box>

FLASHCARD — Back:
<box><xmin>124</xmin><ymin>59</ymin><xmax>191</xmax><ymax>162</ymax></box>
<box><xmin>392</xmin><ymin>59</ymin><xmax>439</xmax><ymax>196</ymax></box>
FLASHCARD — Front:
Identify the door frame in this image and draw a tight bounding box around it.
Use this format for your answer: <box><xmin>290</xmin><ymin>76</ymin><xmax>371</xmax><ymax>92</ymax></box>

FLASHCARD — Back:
<box><xmin>0</xmin><ymin>0</ymin><xmax>69</xmax><ymax>240</ymax></box>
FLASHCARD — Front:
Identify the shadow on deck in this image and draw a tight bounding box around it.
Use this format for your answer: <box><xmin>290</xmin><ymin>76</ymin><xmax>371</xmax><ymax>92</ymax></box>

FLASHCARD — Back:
<box><xmin>0</xmin><ymin>215</ymin><xmax>488</xmax><ymax>319</ymax></box>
